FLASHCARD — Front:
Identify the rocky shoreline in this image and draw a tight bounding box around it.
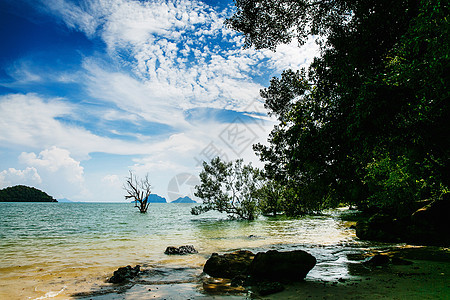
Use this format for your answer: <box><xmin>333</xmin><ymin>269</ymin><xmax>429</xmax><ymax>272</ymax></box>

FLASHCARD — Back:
<box><xmin>101</xmin><ymin>247</ymin><xmax>317</xmax><ymax>297</ymax></box>
<box><xmin>202</xmin><ymin>249</ymin><xmax>316</xmax><ymax>296</ymax></box>
<box><xmin>72</xmin><ymin>242</ymin><xmax>450</xmax><ymax>299</ymax></box>
<box><xmin>71</xmin><ymin>200</ymin><xmax>450</xmax><ymax>299</ymax></box>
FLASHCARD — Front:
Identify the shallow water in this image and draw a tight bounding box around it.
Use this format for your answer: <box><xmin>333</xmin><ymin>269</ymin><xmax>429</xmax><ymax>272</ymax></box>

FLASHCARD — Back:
<box><xmin>0</xmin><ymin>203</ymin><xmax>378</xmax><ymax>299</ymax></box>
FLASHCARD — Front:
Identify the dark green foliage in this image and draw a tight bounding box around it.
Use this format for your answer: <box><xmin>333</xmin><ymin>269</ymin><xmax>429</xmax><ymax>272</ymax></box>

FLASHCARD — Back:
<box><xmin>256</xmin><ymin>180</ymin><xmax>284</xmax><ymax>216</ymax></box>
<box><xmin>229</xmin><ymin>0</ymin><xmax>449</xmax><ymax>215</ymax></box>
<box><xmin>226</xmin><ymin>0</ymin><xmax>353</xmax><ymax>50</ymax></box>
<box><xmin>362</xmin><ymin>155</ymin><xmax>424</xmax><ymax>216</ymax></box>
<box><xmin>192</xmin><ymin>157</ymin><xmax>261</xmax><ymax>220</ymax></box>
<box><xmin>0</xmin><ymin>185</ymin><xmax>57</xmax><ymax>202</ymax></box>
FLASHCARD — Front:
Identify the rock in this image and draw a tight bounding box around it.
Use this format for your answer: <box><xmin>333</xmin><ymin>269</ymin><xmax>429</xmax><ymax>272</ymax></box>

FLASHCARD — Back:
<box><xmin>356</xmin><ymin>194</ymin><xmax>450</xmax><ymax>246</ymax></box>
<box><xmin>356</xmin><ymin>213</ymin><xmax>405</xmax><ymax>242</ymax></box>
<box><xmin>202</xmin><ymin>277</ymin><xmax>246</xmax><ymax>294</ymax></box>
<box><xmin>248</xmin><ymin>250</ymin><xmax>316</xmax><ymax>282</ymax></box>
<box><xmin>391</xmin><ymin>257</ymin><xmax>413</xmax><ymax>265</ymax></box>
<box><xmin>230</xmin><ymin>274</ymin><xmax>249</xmax><ymax>287</ymax></box>
<box><xmin>108</xmin><ymin>265</ymin><xmax>140</xmax><ymax>283</ymax></box>
<box><xmin>203</xmin><ymin>250</ymin><xmax>255</xmax><ymax>279</ymax></box>
<box><xmin>362</xmin><ymin>254</ymin><xmax>413</xmax><ymax>267</ymax></box>
<box><xmin>410</xmin><ymin>194</ymin><xmax>450</xmax><ymax>245</ymax></box>
<box><xmin>362</xmin><ymin>254</ymin><xmax>390</xmax><ymax>267</ymax></box>
<box><xmin>412</xmin><ymin>194</ymin><xmax>450</xmax><ymax>226</ymax></box>
<box><xmin>254</xmin><ymin>281</ymin><xmax>285</xmax><ymax>296</ymax></box>
<box><xmin>164</xmin><ymin>245</ymin><xmax>198</xmax><ymax>255</ymax></box>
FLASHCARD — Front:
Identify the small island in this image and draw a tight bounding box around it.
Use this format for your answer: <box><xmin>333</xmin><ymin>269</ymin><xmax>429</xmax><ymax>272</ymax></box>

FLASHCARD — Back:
<box><xmin>171</xmin><ymin>196</ymin><xmax>196</xmax><ymax>203</ymax></box>
<box><xmin>0</xmin><ymin>185</ymin><xmax>57</xmax><ymax>202</ymax></box>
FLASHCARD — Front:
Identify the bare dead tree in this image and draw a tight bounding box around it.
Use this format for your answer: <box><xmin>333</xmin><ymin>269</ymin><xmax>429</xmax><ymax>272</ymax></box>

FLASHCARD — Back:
<box><xmin>124</xmin><ymin>171</ymin><xmax>152</xmax><ymax>213</ymax></box>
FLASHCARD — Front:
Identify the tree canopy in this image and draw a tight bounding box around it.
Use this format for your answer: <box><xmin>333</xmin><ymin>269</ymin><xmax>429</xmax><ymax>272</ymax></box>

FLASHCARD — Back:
<box><xmin>228</xmin><ymin>0</ymin><xmax>449</xmax><ymax>215</ymax></box>
<box><xmin>0</xmin><ymin>185</ymin><xmax>57</xmax><ymax>202</ymax></box>
<box><xmin>192</xmin><ymin>157</ymin><xmax>262</xmax><ymax>220</ymax></box>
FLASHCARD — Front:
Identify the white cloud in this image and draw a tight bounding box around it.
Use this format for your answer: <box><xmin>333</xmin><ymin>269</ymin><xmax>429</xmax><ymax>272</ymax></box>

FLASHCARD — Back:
<box><xmin>1</xmin><ymin>0</ymin><xmax>320</xmax><ymax>201</ymax></box>
<box><xmin>0</xmin><ymin>147</ymin><xmax>87</xmax><ymax>200</ymax></box>
<box><xmin>101</xmin><ymin>174</ymin><xmax>120</xmax><ymax>186</ymax></box>
<box><xmin>43</xmin><ymin>0</ymin><xmax>99</xmax><ymax>36</ymax></box>
<box><xmin>0</xmin><ymin>93</ymin><xmax>171</xmax><ymax>158</ymax></box>
<box><xmin>45</xmin><ymin>0</ymin><xmax>318</xmax><ymax>115</ymax></box>
<box><xmin>0</xmin><ymin>167</ymin><xmax>42</xmax><ymax>187</ymax></box>
<box><xmin>6</xmin><ymin>60</ymin><xmax>43</xmax><ymax>83</ymax></box>
<box><xmin>269</xmin><ymin>38</ymin><xmax>320</xmax><ymax>72</ymax></box>
<box><xmin>81</xmin><ymin>60</ymin><xmax>189</xmax><ymax>129</ymax></box>
<box><xmin>0</xmin><ymin>93</ymin><xmax>72</xmax><ymax>148</ymax></box>
<box><xmin>19</xmin><ymin>146</ymin><xmax>84</xmax><ymax>184</ymax></box>
<box><xmin>14</xmin><ymin>147</ymin><xmax>87</xmax><ymax>199</ymax></box>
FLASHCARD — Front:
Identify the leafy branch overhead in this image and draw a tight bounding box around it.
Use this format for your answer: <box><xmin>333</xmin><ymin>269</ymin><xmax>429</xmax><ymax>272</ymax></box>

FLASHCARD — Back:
<box><xmin>228</xmin><ymin>0</ymin><xmax>449</xmax><ymax>215</ymax></box>
<box><xmin>226</xmin><ymin>0</ymin><xmax>354</xmax><ymax>50</ymax></box>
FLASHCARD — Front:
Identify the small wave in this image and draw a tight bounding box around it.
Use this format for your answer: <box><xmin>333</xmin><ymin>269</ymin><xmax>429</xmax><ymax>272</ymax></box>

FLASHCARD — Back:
<box><xmin>32</xmin><ymin>287</ymin><xmax>66</xmax><ymax>300</ymax></box>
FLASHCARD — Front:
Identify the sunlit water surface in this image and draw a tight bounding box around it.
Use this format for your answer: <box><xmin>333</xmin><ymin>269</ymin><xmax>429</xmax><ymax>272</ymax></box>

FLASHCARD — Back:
<box><xmin>0</xmin><ymin>203</ymin><xmax>375</xmax><ymax>299</ymax></box>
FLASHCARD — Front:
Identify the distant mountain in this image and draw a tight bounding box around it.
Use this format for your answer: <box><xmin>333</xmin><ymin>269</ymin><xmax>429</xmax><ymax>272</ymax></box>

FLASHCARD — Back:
<box><xmin>58</xmin><ymin>198</ymin><xmax>74</xmax><ymax>203</ymax></box>
<box><xmin>0</xmin><ymin>185</ymin><xmax>57</xmax><ymax>202</ymax></box>
<box><xmin>171</xmin><ymin>196</ymin><xmax>196</xmax><ymax>203</ymax></box>
<box><xmin>147</xmin><ymin>194</ymin><xmax>167</xmax><ymax>203</ymax></box>
<box><xmin>131</xmin><ymin>194</ymin><xmax>167</xmax><ymax>203</ymax></box>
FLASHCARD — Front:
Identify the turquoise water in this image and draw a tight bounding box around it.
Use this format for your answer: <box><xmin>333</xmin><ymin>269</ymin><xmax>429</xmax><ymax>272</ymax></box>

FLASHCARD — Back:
<box><xmin>0</xmin><ymin>203</ymin><xmax>364</xmax><ymax>299</ymax></box>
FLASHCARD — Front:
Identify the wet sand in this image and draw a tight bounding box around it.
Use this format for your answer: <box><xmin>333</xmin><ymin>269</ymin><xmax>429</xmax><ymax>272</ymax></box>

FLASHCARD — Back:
<box><xmin>267</xmin><ymin>258</ymin><xmax>450</xmax><ymax>299</ymax></box>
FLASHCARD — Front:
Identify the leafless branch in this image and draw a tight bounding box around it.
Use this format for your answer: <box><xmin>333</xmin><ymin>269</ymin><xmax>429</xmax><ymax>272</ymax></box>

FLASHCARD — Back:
<box><xmin>123</xmin><ymin>170</ymin><xmax>152</xmax><ymax>213</ymax></box>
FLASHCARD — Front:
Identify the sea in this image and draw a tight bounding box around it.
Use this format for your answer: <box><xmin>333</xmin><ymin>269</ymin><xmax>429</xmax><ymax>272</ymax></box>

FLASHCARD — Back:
<box><xmin>0</xmin><ymin>202</ymin><xmax>382</xmax><ymax>299</ymax></box>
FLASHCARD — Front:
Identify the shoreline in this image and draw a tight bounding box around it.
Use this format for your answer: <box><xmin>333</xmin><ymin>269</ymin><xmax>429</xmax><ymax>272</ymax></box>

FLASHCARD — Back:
<box><xmin>267</xmin><ymin>258</ymin><xmax>450</xmax><ymax>299</ymax></box>
<box><xmin>2</xmin><ymin>205</ymin><xmax>448</xmax><ymax>299</ymax></box>
<box><xmin>73</xmin><ymin>245</ymin><xmax>450</xmax><ymax>299</ymax></box>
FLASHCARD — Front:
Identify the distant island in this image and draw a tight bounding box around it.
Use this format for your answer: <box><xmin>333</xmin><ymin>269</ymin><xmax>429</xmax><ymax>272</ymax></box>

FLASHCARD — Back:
<box><xmin>0</xmin><ymin>185</ymin><xmax>57</xmax><ymax>202</ymax></box>
<box><xmin>129</xmin><ymin>195</ymin><xmax>196</xmax><ymax>204</ymax></box>
<box><xmin>171</xmin><ymin>196</ymin><xmax>196</xmax><ymax>203</ymax></box>
<box><xmin>131</xmin><ymin>194</ymin><xmax>167</xmax><ymax>203</ymax></box>
<box><xmin>58</xmin><ymin>198</ymin><xmax>74</xmax><ymax>203</ymax></box>
<box><xmin>146</xmin><ymin>194</ymin><xmax>167</xmax><ymax>203</ymax></box>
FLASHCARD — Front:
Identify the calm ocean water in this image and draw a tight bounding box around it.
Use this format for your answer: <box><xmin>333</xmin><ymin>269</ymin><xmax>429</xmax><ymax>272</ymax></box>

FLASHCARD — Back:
<box><xmin>0</xmin><ymin>202</ymin><xmax>368</xmax><ymax>299</ymax></box>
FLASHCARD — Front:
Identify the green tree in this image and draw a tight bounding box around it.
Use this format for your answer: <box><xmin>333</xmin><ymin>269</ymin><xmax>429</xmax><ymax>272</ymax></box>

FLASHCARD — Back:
<box><xmin>191</xmin><ymin>157</ymin><xmax>262</xmax><ymax>220</ymax></box>
<box><xmin>124</xmin><ymin>171</ymin><xmax>152</xmax><ymax>213</ymax></box>
<box><xmin>228</xmin><ymin>0</ymin><xmax>449</xmax><ymax>215</ymax></box>
<box><xmin>381</xmin><ymin>0</ymin><xmax>450</xmax><ymax>193</ymax></box>
<box><xmin>0</xmin><ymin>185</ymin><xmax>56</xmax><ymax>202</ymax></box>
<box><xmin>256</xmin><ymin>179</ymin><xmax>284</xmax><ymax>216</ymax></box>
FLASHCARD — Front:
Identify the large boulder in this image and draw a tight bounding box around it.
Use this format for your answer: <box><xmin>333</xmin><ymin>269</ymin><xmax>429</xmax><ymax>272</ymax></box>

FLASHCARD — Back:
<box><xmin>409</xmin><ymin>194</ymin><xmax>450</xmax><ymax>245</ymax></box>
<box><xmin>355</xmin><ymin>213</ymin><xmax>406</xmax><ymax>242</ymax></box>
<box><xmin>108</xmin><ymin>265</ymin><xmax>140</xmax><ymax>283</ymax></box>
<box><xmin>203</xmin><ymin>250</ymin><xmax>255</xmax><ymax>279</ymax></box>
<box><xmin>356</xmin><ymin>194</ymin><xmax>450</xmax><ymax>246</ymax></box>
<box><xmin>164</xmin><ymin>245</ymin><xmax>198</xmax><ymax>255</ymax></box>
<box><xmin>362</xmin><ymin>254</ymin><xmax>390</xmax><ymax>267</ymax></box>
<box><xmin>411</xmin><ymin>194</ymin><xmax>449</xmax><ymax>228</ymax></box>
<box><xmin>247</xmin><ymin>250</ymin><xmax>316</xmax><ymax>282</ymax></box>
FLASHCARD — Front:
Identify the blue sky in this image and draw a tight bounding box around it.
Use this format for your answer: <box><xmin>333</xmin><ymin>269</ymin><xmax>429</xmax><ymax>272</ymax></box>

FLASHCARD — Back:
<box><xmin>0</xmin><ymin>0</ymin><xmax>318</xmax><ymax>202</ymax></box>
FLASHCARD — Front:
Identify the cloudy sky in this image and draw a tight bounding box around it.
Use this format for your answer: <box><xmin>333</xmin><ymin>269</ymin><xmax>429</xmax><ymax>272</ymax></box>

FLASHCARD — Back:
<box><xmin>0</xmin><ymin>0</ymin><xmax>318</xmax><ymax>202</ymax></box>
